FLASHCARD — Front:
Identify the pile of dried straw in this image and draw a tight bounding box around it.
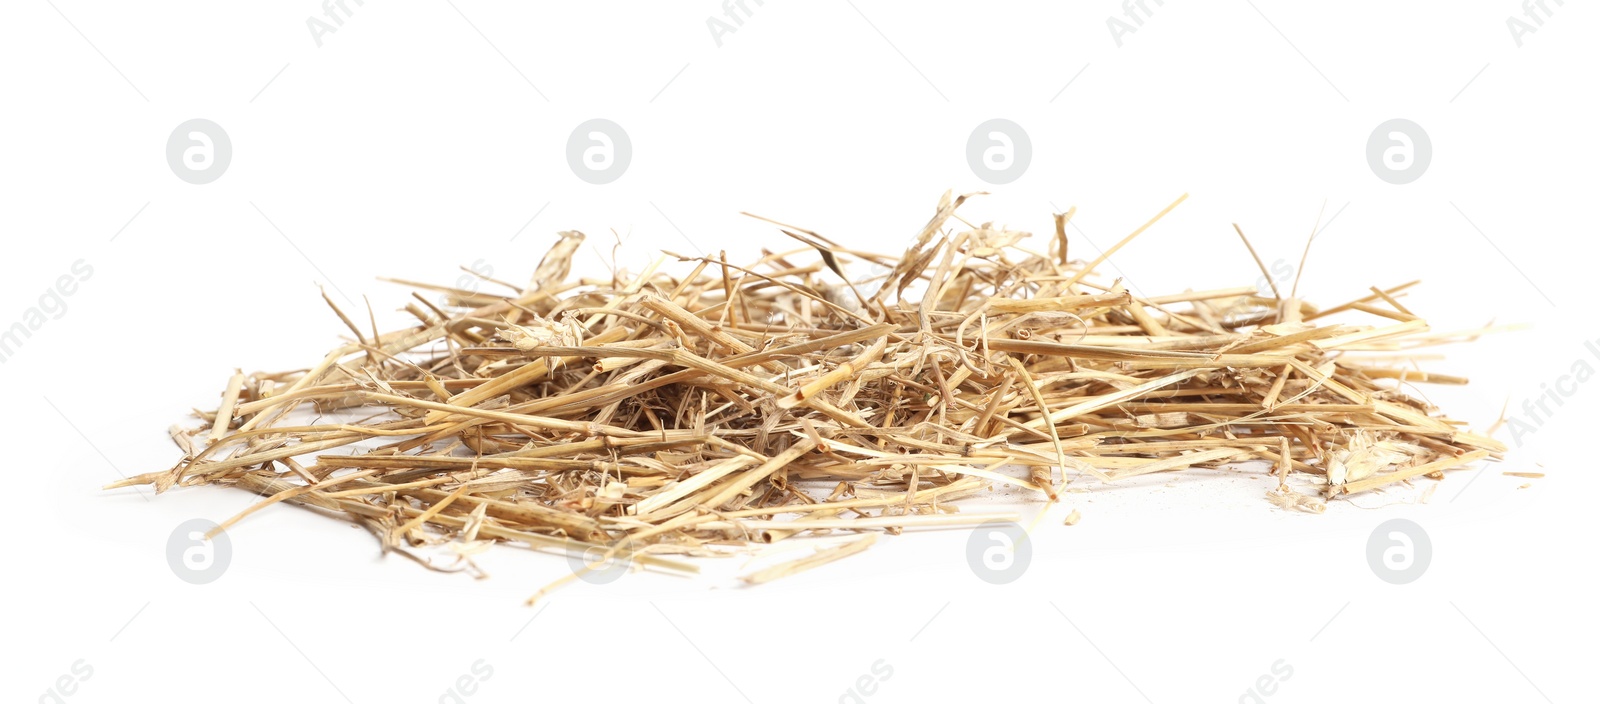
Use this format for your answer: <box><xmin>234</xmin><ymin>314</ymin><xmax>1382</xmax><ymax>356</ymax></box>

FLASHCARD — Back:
<box><xmin>110</xmin><ymin>193</ymin><xmax>1503</xmax><ymax>593</ymax></box>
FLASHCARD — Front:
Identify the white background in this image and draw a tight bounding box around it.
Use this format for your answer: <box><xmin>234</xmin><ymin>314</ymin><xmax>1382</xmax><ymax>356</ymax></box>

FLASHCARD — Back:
<box><xmin>3</xmin><ymin>1</ymin><xmax>1595</xmax><ymax>702</ymax></box>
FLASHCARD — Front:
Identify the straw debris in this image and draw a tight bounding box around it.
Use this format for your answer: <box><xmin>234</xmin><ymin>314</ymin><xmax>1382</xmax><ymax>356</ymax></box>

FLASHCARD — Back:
<box><xmin>109</xmin><ymin>193</ymin><xmax>1505</xmax><ymax>593</ymax></box>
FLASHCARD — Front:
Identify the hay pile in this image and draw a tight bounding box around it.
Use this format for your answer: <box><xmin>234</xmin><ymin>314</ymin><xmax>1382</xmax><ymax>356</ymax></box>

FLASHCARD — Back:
<box><xmin>110</xmin><ymin>193</ymin><xmax>1504</xmax><ymax>592</ymax></box>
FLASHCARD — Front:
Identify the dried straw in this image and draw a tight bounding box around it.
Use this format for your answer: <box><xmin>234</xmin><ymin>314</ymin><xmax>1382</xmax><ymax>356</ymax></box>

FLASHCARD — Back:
<box><xmin>109</xmin><ymin>192</ymin><xmax>1504</xmax><ymax>595</ymax></box>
